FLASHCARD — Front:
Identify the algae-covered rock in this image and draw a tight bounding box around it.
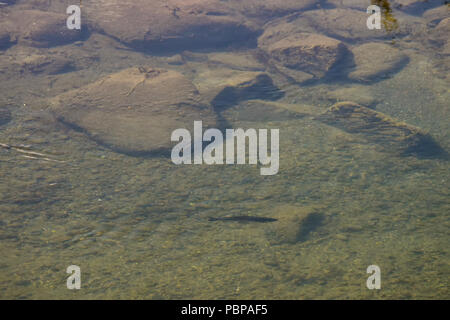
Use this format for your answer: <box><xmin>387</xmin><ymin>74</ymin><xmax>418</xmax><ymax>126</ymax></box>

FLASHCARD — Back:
<box><xmin>85</xmin><ymin>0</ymin><xmax>258</xmax><ymax>52</ymax></box>
<box><xmin>315</xmin><ymin>102</ymin><xmax>444</xmax><ymax>157</ymax></box>
<box><xmin>265</xmin><ymin>205</ymin><xmax>325</xmax><ymax>244</ymax></box>
<box><xmin>193</xmin><ymin>69</ymin><xmax>283</xmax><ymax>110</ymax></box>
<box><xmin>49</xmin><ymin>67</ymin><xmax>218</xmax><ymax>155</ymax></box>
<box><xmin>260</xmin><ymin>33</ymin><xmax>348</xmax><ymax>79</ymax></box>
<box><xmin>348</xmin><ymin>43</ymin><xmax>409</xmax><ymax>82</ymax></box>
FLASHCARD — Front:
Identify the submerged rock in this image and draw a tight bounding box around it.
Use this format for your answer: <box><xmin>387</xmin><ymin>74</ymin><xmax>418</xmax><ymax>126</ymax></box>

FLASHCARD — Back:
<box><xmin>326</xmin><ymin>0</ymin><xmax>369</xmax><ymax>10</ymax></box>
<box><xmin>428</xmin><ymin>18</ymin><xmax>450</xmax><ymax>54</ymax></box>
<box><xmin>393</xmin><ymin>0</ymin><xmax>444</xmax><ymax>14</ymax></box>
<box><xmin>0</xmin><ymin>44</ymin><xmax>98</xmax><ymax>77</ymax></box>
<box><xmin>300</xmin><ymin>8</ymin><xmax>389</xmax><ymax>41</ymax></box>
<box><xmin>315</xmin><ymin>102</ymin><xmax>445</xmax><ymax>157</ymax></box>
<box><xmin>49</xmin><ymin>67</ymin><xmax>218</xmax><ymax>155</ymax></box>
<box><xmin>14</xmin><ymin>53</ymin><xmax>73</xmax><ymax>75</ymax></box>
<box><xmin>259</xmin><ymin>32</ymin><xmax>349</xmax><ymax>80</ymax></box>
<box><xmin>265</xmin><ymin>205</ymin><xmax>325</xmax><ymax>244</ymax></box>
<box><xmin>348</xmin><ymin>43</ymin><xmax>409</xmax><ymax>82</ymax></box>
<box><xmin>193</xmin><ymin>69</ymin><xmax>283</xmax><ymax>110</ymax></box>
<box><xmin>85</xmin><ymin>0</ymin><xmax>259</xmax><ymax>52</ymax></box>
<box><xmin>423</xmin><ymin>5</ymin><xmax>449</xmax><ymax>25</ymax></box>
<box><xmin>226</xmin><ymin>0</ymin><xmax>316</xmax><ymax>21</ymax></box>
<box><xmin>0</xmin><ymin>9</ymin><xmax>82</xmax><ymax>47</ymax></box>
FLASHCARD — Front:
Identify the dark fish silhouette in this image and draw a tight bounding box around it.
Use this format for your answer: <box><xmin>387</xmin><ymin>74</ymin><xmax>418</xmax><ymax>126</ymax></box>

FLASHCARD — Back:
<box><xmin>208</xmin><ymin>216</ymin><xmax>277</xmax><ymax>223</ymax></box>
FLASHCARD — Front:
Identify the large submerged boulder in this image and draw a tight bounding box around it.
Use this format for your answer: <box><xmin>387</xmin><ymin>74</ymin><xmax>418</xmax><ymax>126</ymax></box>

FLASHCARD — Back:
<box><xmin>315</xmin><ymin>102</ymin><xmax>445</xmax><ymax>157</ymax></box>
<box><xmin>0</xmin><ymin>9</ymin><xmax>82</xmax><ymax>47</ymax></box>
<box><xmin>6</xmin><ymin>48</ymin><xmax>74</xmax><ymax>75</ymax></box>
<box><xmin>85</xmin><ymin>0</ymin><xmax>259</xmax><ymax>52</ymax></box>
<box><xmin>348</xmin><ymin>42</ymin><xmax>409</xmax><ymax>82</ymax></box>
<box><xmin>49</xmin><ymin>67</ymin><xmax>218</xmax><ymax>155</ymax></box>
<box><xmin>299</xmin><ymin>8</ymin><xmax>389</xmax><ymax>41</ymax></box>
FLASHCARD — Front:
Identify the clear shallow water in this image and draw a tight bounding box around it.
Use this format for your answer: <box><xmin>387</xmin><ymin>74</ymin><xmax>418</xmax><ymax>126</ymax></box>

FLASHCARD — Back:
<box><xmin>0</xmin><ymin>1</ymin><xmax>449</xmax><ymax>299</ymax></box>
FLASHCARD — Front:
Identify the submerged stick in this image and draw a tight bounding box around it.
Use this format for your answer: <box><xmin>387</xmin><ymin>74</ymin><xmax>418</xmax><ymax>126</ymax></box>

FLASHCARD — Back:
<box><xmin>20</xmin><ymin>155</ymin><xmax>67</xmax><ymax>163</ymax></box>
<box><xmin>1</xmin><ymin>142</ymin><xmax>68</xmax><ymax>163</ymax></box>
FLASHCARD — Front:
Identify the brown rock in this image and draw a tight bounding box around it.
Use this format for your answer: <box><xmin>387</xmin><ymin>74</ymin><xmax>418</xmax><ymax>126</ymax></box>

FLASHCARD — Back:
<box><xmin>265</xmin><ymin>204</ymin><xmax>325</xmax><ymax>244</ymax></box>
<box><xmin>300</xmin><ymin>8</ymin><xmax>389</xmax><ymax>41</ymax></box>
<box><xmin>315</xmin><ymin>101</ymin><xmax>445</xmax><ymax>157</ymax></box>
<box><xmin>85</xmin><ymin>0</ymin><xmax>259</xmax><ymax>52</ymax></box>
<box><xmin>429</xmin><ymin>17</ymin><xmax>450</xmax><ymax>53</ymax></box>
<box><xmin>393</xmin><ymin>0</ymin><xmax>443</xmax><ymax>14</ymax></box>
<box><xmin>165</xmin><ymin>54</ymin><xmax>185</xmax><ymax>66</ymax></box>
<box><xmin>1</xmin><ymin>9</ymin><xmax>82</xmax><ymax>47</ymax></box>
<box><xmin>14</xmin><ymin>53</ymin><xmax>73</xmax><ymax>75</ymax></box>
<box><xmin>326</xmin><ymin>0</ymin><xmax>369</xmax><ymax>10</ymax></box>
<box><xmin>49</xmin><ymin>67</ymin><xmax>218</xmax><ymax>155</ymax></box>
<box><xmin>226</xmin><ymin>0</ymin><xmax>316</xmax><ymax>20</ymax></box>
<box><xmin>423</xmin><ymin>5</ymin><xmax>449</xmax><ymax>24</ymax></box>
<box><xmin>348</xmin><ymin>42</ymin><xmax>409</xmax><ymax>82</ymax></box>
<box><xmin>261</xmin><ymin>33</ymin><xmax>348</xmax><ymax>79</ymax></box>
<box><xmin>299</xmin><ymin>7</ymin><xmax>425</xmax><ymax>40</ymax></box>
